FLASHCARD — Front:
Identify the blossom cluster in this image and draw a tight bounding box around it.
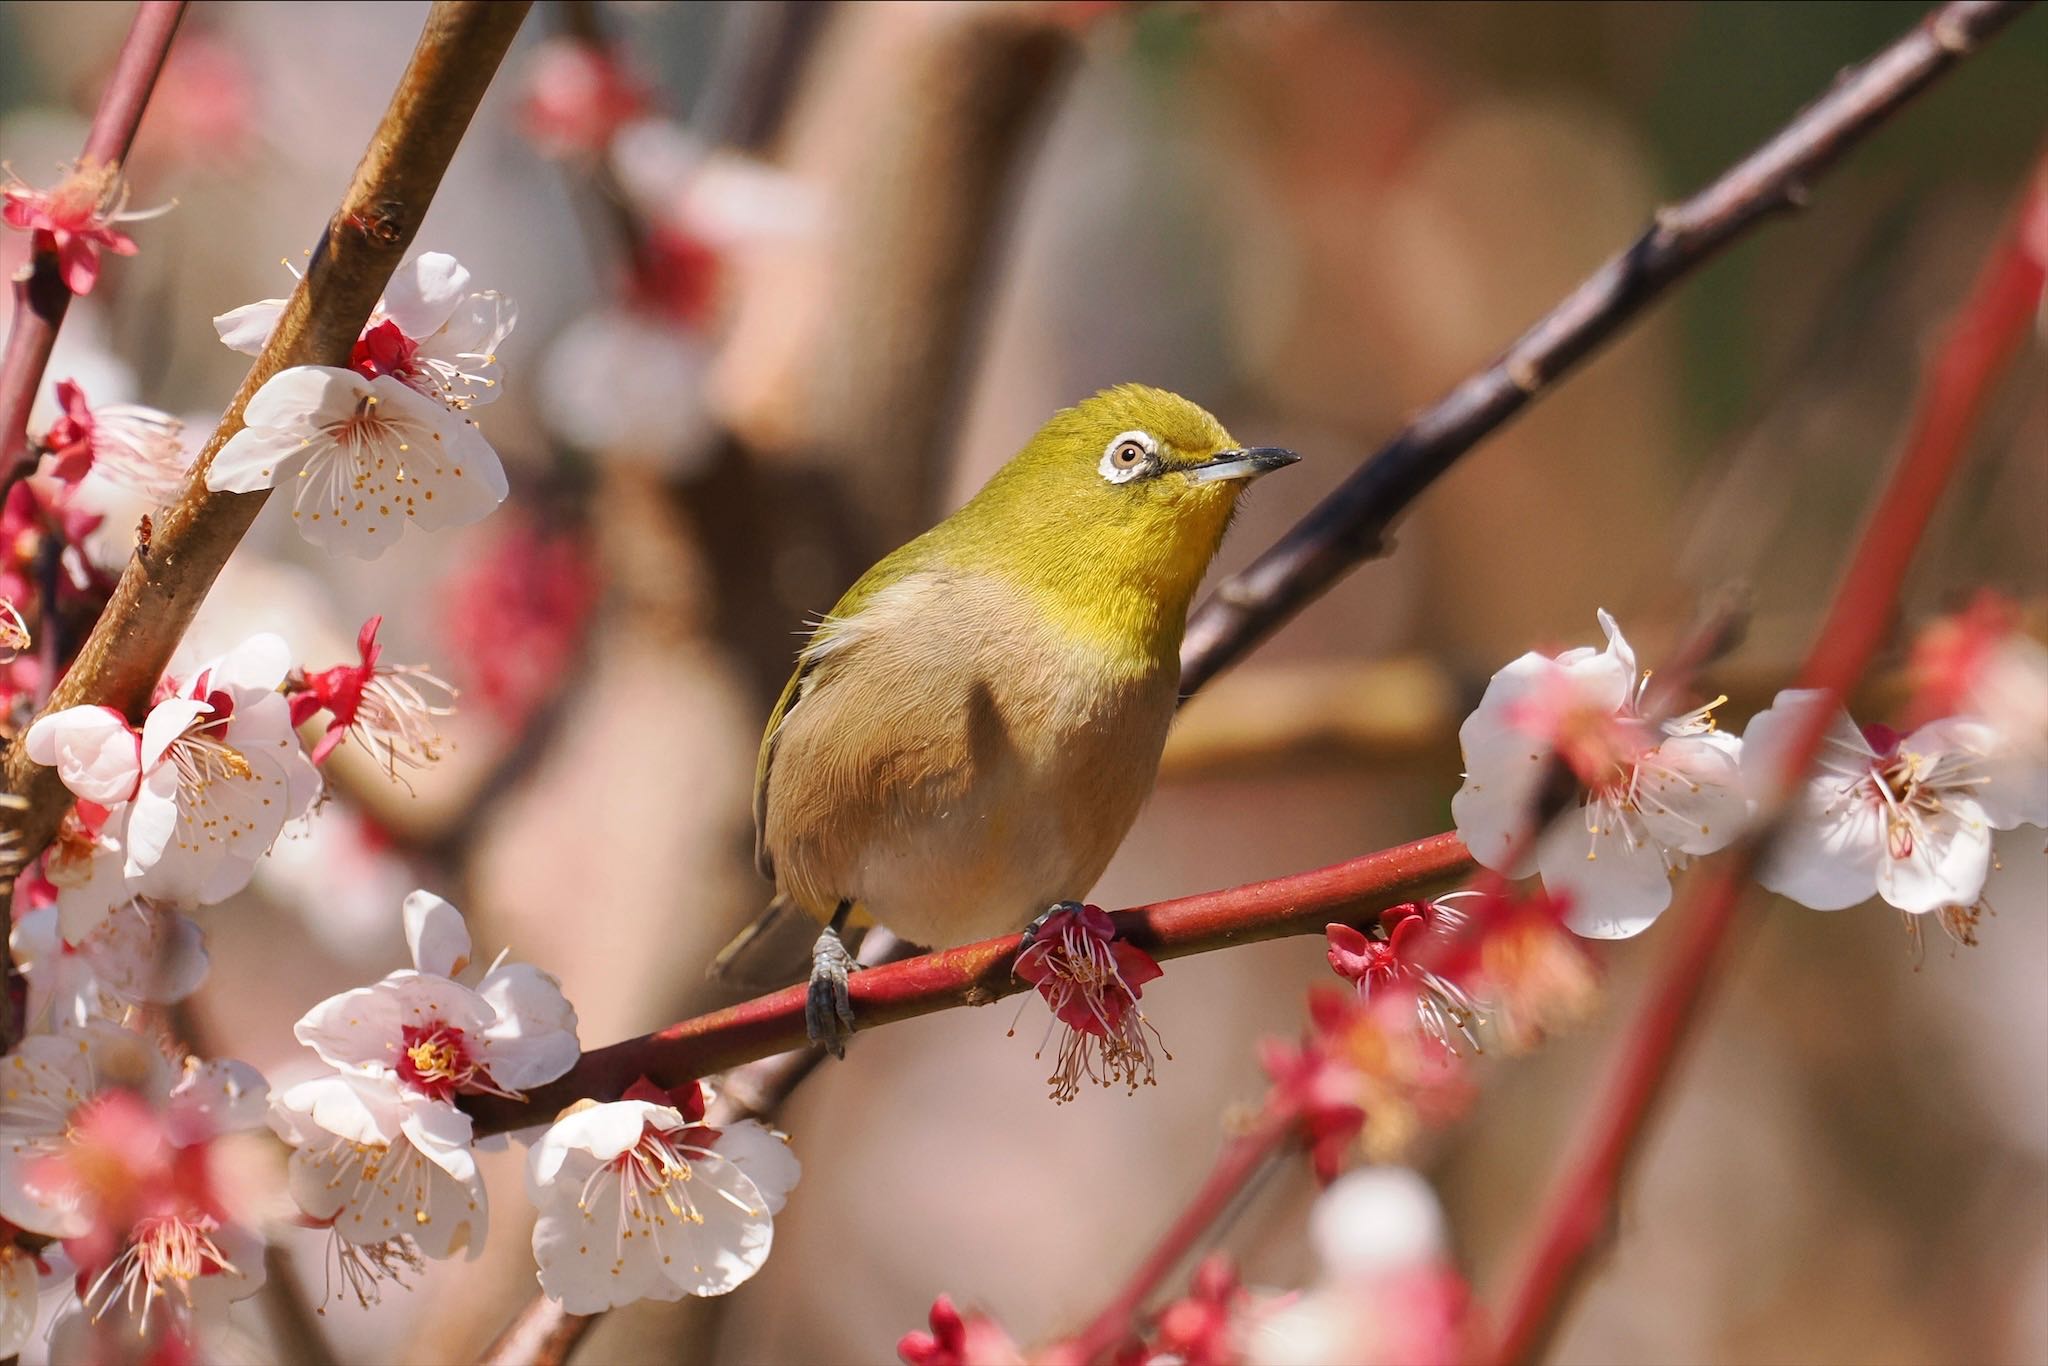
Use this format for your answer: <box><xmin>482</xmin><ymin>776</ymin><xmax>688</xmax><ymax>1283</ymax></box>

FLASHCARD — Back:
<box><xmin>0</xmin><ymin>180</ymin><xmax>822</xmax><ymax>1348</ymax></box>
<box><xmin>208</xmin><ymin>252</ymin><xmax>514</xmax><ymax>557</ymax></box>
<box><xmin>1450</xmin><ymin>606</ymin><xmax>2046</xmax><ymax>942</ymax></box>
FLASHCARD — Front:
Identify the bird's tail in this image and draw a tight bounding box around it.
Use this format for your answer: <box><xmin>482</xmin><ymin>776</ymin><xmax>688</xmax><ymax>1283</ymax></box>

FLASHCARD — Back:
<box><xmin>707</xmin><ymin>894</ymin><xmax>827</xmax><ymax>992</ymax></box>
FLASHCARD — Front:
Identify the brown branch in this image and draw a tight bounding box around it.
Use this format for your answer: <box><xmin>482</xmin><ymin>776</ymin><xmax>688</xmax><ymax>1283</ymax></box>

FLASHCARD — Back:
<box><xmin>1488</xmin><ymin>153</ymin><xmax>2048</xmax><ymax>1366</ymax></box>
<box><xmin>0</xmin><ymin>2</ymin><xmax>532</xmax><ymax>954</ymax></box>
<box><xmin>0</xmin><ymin>0</ymin><xmax>187</xmax><ymax>469</ymax></box>
<box><xmin>465</xmin><ymin>832</ymin><xmax>1472</xmax><ymax>1138</ymax></box>
<box><xmin>1176</xmin><ymin>0</ymin><xmax>2036</xmax><ymax>697</ymax></box>
<box><xmin>476</xmin><ymin>1296</ymin><xmax>591</xmax><ymax>1366</ymax></box>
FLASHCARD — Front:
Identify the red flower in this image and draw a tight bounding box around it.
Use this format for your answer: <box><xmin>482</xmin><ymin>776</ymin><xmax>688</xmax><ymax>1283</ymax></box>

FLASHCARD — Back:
<box><xmin>289</xmin><ymin>616</ymin><xmax>455</xmax><ymax>772</ymax></box>
<box><xmin>634</xmin><ymin>225</ymin><xmax>723</xmax><ymax>330</ymax></box>
<box><xmin>349</xmin><ymin>319</ymin><xmax>423</xmax><ymax>385</ymax></box>
<box><xmin>2</xmin><ymin>160</ymin><xmax>164</xmax><ymax>295</ymax></box>
<box><xmin>438</xmin><ymin>514</ymin><xmax>600</xmax><ymax>729</ymax></box>
<box><xmin>898</xmin><ymin>1294</ymin><xmax>1023</xmax><ymax>1366</ymax></box>
<box><xmin>1013</xmin><ymin>904</ymin><xmax>1167</xmax><ymax>1102</ymax></box>
<box><xmin>1326</xmin><ymin>900</ymin><xmax>1483</xmax><ymax>1052</ymax></box>
<box><xmin>1260</xmin><ymin>995</ymin><xmax>1370</xmax><ymax>1184</ymax></box>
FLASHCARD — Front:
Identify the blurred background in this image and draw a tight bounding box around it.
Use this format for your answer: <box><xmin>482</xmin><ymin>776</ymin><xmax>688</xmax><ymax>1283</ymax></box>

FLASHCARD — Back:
<box><xmin>3</xmin><ymin>2</ymin><xmax>2045</xmax><ymax>1362</ymax></box>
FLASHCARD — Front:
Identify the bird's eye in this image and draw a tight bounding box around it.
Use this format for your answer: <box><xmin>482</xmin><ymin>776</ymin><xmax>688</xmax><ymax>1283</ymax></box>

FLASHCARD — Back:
<box><xmin>1099</xmin><ymin>431</ymin><xmax>1156</xmax><ymax>483</ymax></box>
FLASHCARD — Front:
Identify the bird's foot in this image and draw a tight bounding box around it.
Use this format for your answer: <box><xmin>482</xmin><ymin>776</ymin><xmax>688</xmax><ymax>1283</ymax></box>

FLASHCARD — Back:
<box><xmin>806</xmin><ymin>927</ymin><xmax>858</xmax><ymax>1058</ymax></box>
<box><xmin>1019</xmin><ymin>901</ymin><xmax>1087</xmax><ymax>948</ymax></box>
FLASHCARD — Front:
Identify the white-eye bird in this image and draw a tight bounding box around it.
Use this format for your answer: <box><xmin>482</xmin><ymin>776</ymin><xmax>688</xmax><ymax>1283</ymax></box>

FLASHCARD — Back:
<box><xmin>743</xmin><ymin>384</ymin><xmax>1298</xmax><ymax>1052</ymax></box>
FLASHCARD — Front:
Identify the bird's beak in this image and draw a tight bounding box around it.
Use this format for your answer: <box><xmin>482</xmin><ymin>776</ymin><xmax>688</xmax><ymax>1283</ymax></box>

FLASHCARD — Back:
<box><xmin>1184</xmin><ymin>446</ymin><xmax>1301</xmax><ymax>484</ymax></box>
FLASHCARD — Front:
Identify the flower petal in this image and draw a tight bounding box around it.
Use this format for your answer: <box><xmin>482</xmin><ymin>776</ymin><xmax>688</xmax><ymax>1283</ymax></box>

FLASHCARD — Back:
<box><xmin>138</xmin><ymin>696</ymin><xmax>213</xmax><ymax>770</ymax></box>
<box><xmin>380</xmin><ymin>253</ymin><xmax>470</xmax><ymax>338</ymax></box>
<box><xmin>293</xmin><ymin>971</ymin><xmax>495</xmax><ymax>1074</ymax></box>
<box><xmin>1536</xmin><ymin>805</ymin><xmax>1674</xmax><ymax>939</ymax></box>
<box><xmin>269</xmin><ymin>1072</ymin><xmax>407</xmax><ymax>1150</ymax></box>
<box><xmin>213</xmin><ymin>298</ymin><xmax>286</xmax><ymax>354</ymax></box>
<box><xmin>167</xmin><ymin>1058</ymin><xmax>270</xmax><ymax>1144</ymax></box>
<box><xmin>1875</xmin><ymin>795</ymin><xmax>1993</xmax><ymax>914</ymax></box>
<box><xmin>476</xmin><ymin>961</ymin><xmax>580</xmax><ymax>1089</ymax></box>
<box><xmin>0</xmin><ymin>1248</ymin><xmax>38</xmax><ymax>1358</ymax></box>
<box><xmin>24</xmin><ymin>705</ymin><xmax>140</xmax><ymax>806</ymax></box>
<box><xmin>201</xmin><ymin>632</ymin><xmax>294</xmax><ymax>695</ymax></box>
<box><xmin>713</xmin><ymin>1119</ymin><xmax>801</xmax><ymax>1214</ymax></box>
<box><xmin>403</xmin><ymin>889</ymin><xmax>472</xmax><ymax>978</ymax></box>
<box><xmin>241</xmin><ymin>364</ymin><xmax>362</xmax><ymax>430</ymax></box>
<box><xmin>207</xmin><ymin>422</ymin><xmax>309</xmax><ymax>493</ymax></box>
<box><xmin>1634</xmin><ymin>730</ymin><xmax>1748</xmax><ymax>855</ymax></box>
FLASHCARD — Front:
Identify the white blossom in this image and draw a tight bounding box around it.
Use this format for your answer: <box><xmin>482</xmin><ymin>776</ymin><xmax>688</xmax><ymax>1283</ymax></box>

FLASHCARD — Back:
<box><xmin>1451</xmin><ymin>611</ymin><xmax>1747</xmax><ymax>938</ymax></box>
<box><xmin>269</xmin><ymin>1070</ymin><xmax>489</xmax><ymax>1272</ymax></box>
<box><xmin>215</xmin><ymin>251</ymin><xmax>515</xmax><ymax>411</ymax></box>
<box><xmin>24</xmin><ymin>634</ymin><xmax>320</xmax><ymax>926</ymax></box>
<box><xmin>10</xmin><ymin>900</ymin><xmax>207</xmax><ymax>1029</ymax></box>
<box><xmin>525</xmin><ymin>1091</ymin><xmax>799</xmax><ymax>1312</ymax></box>
<box><xmin>206</xmin><ymin>366</ymin><xmax>508</xmax><ymax>558</ymax></box>
<box><xmin>292</xmin><ymin>890</ymin><xmax>579</xmax><ymax>1103</ymax></box>
<box><xmin>1745</xmin><ymin>690</ymin><xmax>2041</xmax><ymax>915</ymax></box>
<box><xmin>268</xmin><ymin>892</ymin><xmax>579</xmax><ymax>1289</ymax></box>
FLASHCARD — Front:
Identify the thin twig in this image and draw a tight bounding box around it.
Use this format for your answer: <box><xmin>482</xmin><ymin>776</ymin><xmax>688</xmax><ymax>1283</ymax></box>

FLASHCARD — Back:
<box><xmin>0</xmin><ymin>0</ymin><xmax>187</xmax><ymax>469</ymax></box>
<box><xmin>0</xmin><ymin>1</ymin><xmax>533</xmax><ymax>964</ymax></box>
<box><xmin>1488</xmin><ymin>155</ymin><xmax>2048</xmax><ymax>1366</ymax></box>
<box><xmin>1177</xmin><ymin>0</ymin><xmax>2035</xmax><ymax>697</ymax></box>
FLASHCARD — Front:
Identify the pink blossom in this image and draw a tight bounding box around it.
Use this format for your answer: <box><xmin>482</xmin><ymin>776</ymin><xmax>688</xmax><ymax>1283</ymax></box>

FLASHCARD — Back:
<box><xmin>215</xmin><ymin>252</ymin><xmax>516</xmax><ymax>413</ymax></box>
<box><xmin>1013</xmin><ymin>904</ymin><xmax>1167</xmax><ymax>1102</ymax></box>
<box><xmin>40</xmin><ymin>1083</ymin><xmax>266</xmax><ymax>1339</ymax></box>
<box><xmin>131</xmin><ymin>34</ymin><xmax>257</xmax><ymax>174</ymax></box>
<box><xmin>1</xmin><ymin>160</ymin><xmax>167</xmax><ymax>295</ymax></box>
<box><xmin>517</xmin><ymin>37</ymin><xmax>652</xmax><ymax>159</ymax></box>
<box><xmin>36</xmin><ymin>378</ymin><xmax>192</xmax><ymax>501</ymax></box>
<box><xmin>1745</xmin><ymin>691</ymin><xmax>2041</xmax><ymax>919</ymax></box>
<box><xmin>1258</xmin><ymin>997</ymin><xmax>1369</xmax><ymax>1183</ymax></box>
<box><xmin>897</xmin><ymin>1295</ymin><xmax>1024</xmax><ymax>1366</ymax></box>
<box><xmin>25</xmin><ymin>635</ymin><xmax>321</xmax><ymax>919</ymax></box>
<box><xmin>1247</xmin><ymin>1169</ymin><xmax>1472</xmax><ymax>1366</ymax></box>
<box><xmin>439</xmin><ymin>514</ymin><xmax>600</xmax><ymax>728</ymax></box>
<box><xmin>206</xmin><ymin>366</ymin><xmax>509</xmax><ymax>558</ymax></box>
<box><xmin>1264</xmin><ymin>990</ymin><xmax>1470</xmax><ymax>1171</ymax></box>
<box><xmin>288</xmin><ymin>615</ymin><xmax>455</xmax><ymax>772</ymax></box>
<box><xmin>1443</xmin><ymin>882</ymin><xmax>1599</xmax><ymax>1053</ymax></box>
<box><xmin>0</xmin><ymin>474</ymin><xmax>108</xmax><ymax>611</ymax></box>
<box><xmin>1151</xmin><ymin>1255</ymin><xmax>1251</xmax><ymax>1366</ymax></box>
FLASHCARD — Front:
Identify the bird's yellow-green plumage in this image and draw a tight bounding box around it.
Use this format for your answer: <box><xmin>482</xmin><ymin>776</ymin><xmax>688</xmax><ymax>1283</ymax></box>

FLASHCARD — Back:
<box><xmin>751</xmin><ymin>384</ymin><xmax>1294</xmax><ymax>950</ymax></box>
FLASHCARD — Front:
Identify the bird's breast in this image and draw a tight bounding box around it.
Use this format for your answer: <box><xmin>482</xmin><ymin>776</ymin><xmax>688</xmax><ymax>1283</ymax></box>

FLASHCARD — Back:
<box><xmin>762</xmin><ymin>569</ymin><xmax>1179</xmax><ymax>945</ymax></box>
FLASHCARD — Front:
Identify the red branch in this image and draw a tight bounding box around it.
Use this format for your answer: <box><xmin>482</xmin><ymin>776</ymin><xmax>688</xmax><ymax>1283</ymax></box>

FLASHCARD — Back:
<box><xmin>0</xmin><ymin>0</ymin><xmax>186</xmax><ymax>468</ymax></box>
<box><xmin>465</xmin><ymin>832</ymin><xmax>1473</xmax><ymax>1137</ymax></box>
<box><xmin>1488</xmin><ymin>156</ymin><xmax>2048</xmax><ymax>1366</ymax></box>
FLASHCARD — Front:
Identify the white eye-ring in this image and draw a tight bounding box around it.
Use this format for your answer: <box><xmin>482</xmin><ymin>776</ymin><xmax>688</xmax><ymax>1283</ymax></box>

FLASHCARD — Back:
<box><xmin>1099</xmin><ymin>430</ymin><xmax>1156</xmax><ymax>484</ymax></box>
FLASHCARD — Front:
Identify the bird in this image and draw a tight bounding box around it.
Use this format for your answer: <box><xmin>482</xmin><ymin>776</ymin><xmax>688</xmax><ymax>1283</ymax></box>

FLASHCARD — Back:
<box><xmin>738</xmin><ymin>383</ymin><xmax>1298</xmax><ymax>1053</ymax></box>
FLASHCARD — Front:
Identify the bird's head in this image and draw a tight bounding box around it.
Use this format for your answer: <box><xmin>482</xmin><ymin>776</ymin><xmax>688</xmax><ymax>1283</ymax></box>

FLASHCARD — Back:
<box><xmin>978</xmin><ymin>382</ymin><xmax>1296</xmax><ymax>581</ymax></box>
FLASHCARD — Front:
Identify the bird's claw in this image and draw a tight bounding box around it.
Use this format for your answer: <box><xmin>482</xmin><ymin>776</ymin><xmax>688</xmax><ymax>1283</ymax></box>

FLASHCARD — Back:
<box><xmin>806</xmin><ymin>926</ymin><xmax>858</xmax><ymax>1058</ymax></box>
<box><xmin>1019</xmin><ymin>901</ymin><xmax>1086</xmax><ymax>948</ymax></box>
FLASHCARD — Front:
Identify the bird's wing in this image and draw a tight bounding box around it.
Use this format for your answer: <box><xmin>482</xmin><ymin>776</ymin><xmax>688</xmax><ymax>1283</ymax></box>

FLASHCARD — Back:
<box><xmin>753</xmin><ymin>542</ymin><xmax>937</xmax><ymax>882</ymax></box>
